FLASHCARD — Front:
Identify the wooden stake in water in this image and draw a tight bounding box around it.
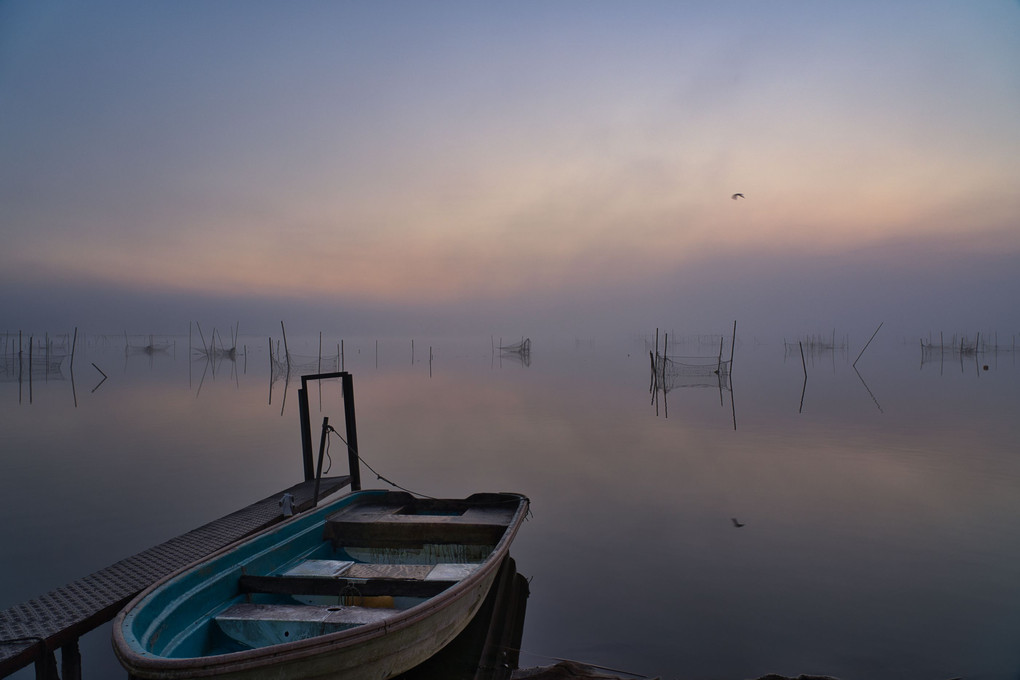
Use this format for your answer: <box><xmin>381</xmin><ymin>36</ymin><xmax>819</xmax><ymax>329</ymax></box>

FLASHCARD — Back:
<box><xmin>853</xmin><ymin>322</ymin><xmax>884</xmax><ymax>368</ymax></box>
<box><xmin>280</xmin><ymin>321</ymin><xmax>290</xmax><ymax>371</ymax></box>
<box><xmin>730</xmin><ymin>320</ymin><xmax>737</xmax><ymax>368</ymax></box>
<box><xmin>798</xmin><ymin>341</ymin><xmax>808</xmax><ymax>413</ymax></box>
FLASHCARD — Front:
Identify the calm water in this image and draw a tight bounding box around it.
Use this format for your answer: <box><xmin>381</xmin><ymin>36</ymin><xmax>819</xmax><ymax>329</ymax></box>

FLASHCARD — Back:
<box><xmin>2</xmin><ymin>331</ymin><xmax>1020</xmax><ymax>679</ymax></box>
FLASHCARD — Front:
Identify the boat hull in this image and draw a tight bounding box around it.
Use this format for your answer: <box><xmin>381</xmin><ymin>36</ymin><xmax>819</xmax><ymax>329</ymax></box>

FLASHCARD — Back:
<box><xmin>113</xmin><ymin>490</ymin><xmax>528</xmax><ymax>680</ymax></box>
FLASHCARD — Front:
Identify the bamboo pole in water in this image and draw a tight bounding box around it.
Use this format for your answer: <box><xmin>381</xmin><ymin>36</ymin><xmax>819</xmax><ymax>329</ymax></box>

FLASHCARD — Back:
<box><xmin>798</xmin><ymin>341</ymin><xmax>807</xmax><ymax>414</ymax></box>
<box><xmin>280</xmin><ymin>321</ymin><xmax>290</xmax><ymax>371</ymax></box>
<box><xmin>853</xmin><ymin>322</ymin><xmax>883</xmax><ymax>368</ymax></box>
<box><xmin>70</xmin><ymin>327</ymin><xmax>78</xmax><ymax>372</ymax></box>
<box><xmin>28</xmin><ymin>335</ymin><xmax>33</xmax><ymax>403</ymax></box>
<box><xmin>730</xmin><ymin>320</ymin><xmax>737</xmax><ymax>368</ymax></box>
<box><xmin>196</xmin><ymin>323</ymin><xmax>208</xmax><ymax>354</ymax></box>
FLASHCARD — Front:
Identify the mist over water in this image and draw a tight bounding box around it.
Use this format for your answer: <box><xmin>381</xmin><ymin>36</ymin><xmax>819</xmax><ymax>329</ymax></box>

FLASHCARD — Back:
<box><xmin>2</xmin><ymin>328</ymin><xmax>1019</xmax><ymax>679</ymax></box>
<box><xmin>4</xmin><ymin>4</ymin><xmax>1018</xmax><ymax>675</ymax></box>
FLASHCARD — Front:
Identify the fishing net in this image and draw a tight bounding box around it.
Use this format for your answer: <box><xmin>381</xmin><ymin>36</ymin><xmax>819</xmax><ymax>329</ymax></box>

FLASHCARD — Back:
<box><xmin>498</xmin><ymin>338</ymin><xmax>532</xmax><ymax>367</ymax></box>
<box><xmin>270</xmin><ymin>352</ymin><xmax>341</xmax><ymax>384</ymax></box>
<box><xmin>651</xmin><ymin>354</ymin><xmax>731</xmax><ymax>392</ymax></box>
<box><xmin>0</xmin><ymin>355</ymin><xmax>67</xmax><ymax>382</ymax></box>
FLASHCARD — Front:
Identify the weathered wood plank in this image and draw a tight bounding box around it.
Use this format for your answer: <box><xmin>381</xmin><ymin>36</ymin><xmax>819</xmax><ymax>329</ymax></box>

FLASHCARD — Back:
<box><xmin>322</xmin><ymin>493</ymin><xmax>514</xmax><ymax>548</ymax></box>
<box><xmin>238</xmin><ymin>574</ymin><xmax>453</xmax><ymax>598</ymax></box>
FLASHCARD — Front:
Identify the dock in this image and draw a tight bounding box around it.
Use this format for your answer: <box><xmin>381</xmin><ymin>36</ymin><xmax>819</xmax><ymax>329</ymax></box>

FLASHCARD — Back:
<box><xmin>0</xmin><ymin>476</ymin><xmax>352</xmax><ymax>679</ymax></box>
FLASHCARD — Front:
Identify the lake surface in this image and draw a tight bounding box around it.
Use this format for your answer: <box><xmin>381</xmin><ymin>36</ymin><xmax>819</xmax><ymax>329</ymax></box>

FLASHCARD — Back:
<box><xmin>2</xmin><ymin>329</ymin><xmax>1019</xmax><ymax>679</ymax></box>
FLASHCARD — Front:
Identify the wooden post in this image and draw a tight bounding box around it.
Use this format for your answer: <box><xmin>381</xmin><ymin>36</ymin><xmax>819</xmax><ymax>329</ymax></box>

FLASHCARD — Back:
<box><xmin>853</xmin><ymin>322</ymin><xmax>883</xmax><ymax>368</ymax></box>
<box><xmin>799</xmin><ymin>341</ymin><xmax>808</xmax><ymax>414</ymax></box>
<box><xmin>649</xmin><ymin>351</ymin><xmax>657</xmax><ymax>393</ymax></box>
<box><xmin>35</xmin><ymin>649</ymin><xmax>58</xmax><ymax>680</ymax></box>
<box><xmin>341</xmin><ymin>373</ymin><xmax>362</xmax><ymax>491</ymax></box>
<box><xmin>61</xmin><ymin>639</ymin><xmax>81</xmax><ymax>680</ymax></box>
<box><xmin>196</xmin><ymin>322</ymin><xmax>208</xmax><ymax>355</ymax></box>
<box><xmin>730</xmin><ymin>320</ymin><xmax>737</xmax><ymax>367</ymax></box>
<box><xmin>298</xmin><ymin>387</ymin><xmax>313</xmax><ymax>481</ymax></box>
<box><xmin>280</xmin><ymin>321</ymin><xmax>290</xmax><ymax>371</ymax></box>
<box><xmin>312</xmin><ymin>416</ymin><xmax>330</xmax><ymax>507</ymax></box>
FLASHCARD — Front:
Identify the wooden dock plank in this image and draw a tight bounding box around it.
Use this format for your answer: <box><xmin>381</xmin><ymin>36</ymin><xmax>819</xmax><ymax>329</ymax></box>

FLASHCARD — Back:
<box><xmin>0</xmin><ymin>476</ymin><xmax>350</xmax><ymax>678</ymax></box>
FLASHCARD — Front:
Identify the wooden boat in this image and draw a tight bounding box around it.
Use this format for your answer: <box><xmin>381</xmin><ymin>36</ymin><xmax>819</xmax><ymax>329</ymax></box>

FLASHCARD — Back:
<box><xmin>113</xmin><ymin>490</ymin><xmax>529</xmax><ymax>680</ymax></box>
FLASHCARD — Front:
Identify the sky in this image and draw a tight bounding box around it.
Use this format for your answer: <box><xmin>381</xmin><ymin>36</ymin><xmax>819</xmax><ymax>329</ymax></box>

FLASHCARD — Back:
<box><xmin>2</xmin><ymin>1</ymin><xmax>1019</xmax><ymax>339</ymax></box>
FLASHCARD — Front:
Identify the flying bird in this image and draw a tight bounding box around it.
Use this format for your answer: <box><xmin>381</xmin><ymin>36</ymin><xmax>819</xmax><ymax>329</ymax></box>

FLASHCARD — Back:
<box><xmin>731</xmin><ymin>193</ymin><xmax>744</xmax><ymax>200</ymax></box>
<box><xmin>731</xmin><ymin>518</ymin><xmax>745</xmax><ymax>528</ymax></box>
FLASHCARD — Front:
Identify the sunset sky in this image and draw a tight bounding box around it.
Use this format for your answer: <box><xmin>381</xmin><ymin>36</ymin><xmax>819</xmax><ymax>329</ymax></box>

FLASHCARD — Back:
<box><xmin>2</xmin><ymin>1</ymin><xmax>1018</xmax><ymax>337</ymax></box>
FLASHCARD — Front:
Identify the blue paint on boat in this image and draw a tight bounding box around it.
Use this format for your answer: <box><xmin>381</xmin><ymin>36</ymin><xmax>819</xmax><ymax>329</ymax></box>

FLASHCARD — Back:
<box><xmin>113</xmin><ymin>489</ymin><xmax>529</xmax><ymax>680</ymax></box>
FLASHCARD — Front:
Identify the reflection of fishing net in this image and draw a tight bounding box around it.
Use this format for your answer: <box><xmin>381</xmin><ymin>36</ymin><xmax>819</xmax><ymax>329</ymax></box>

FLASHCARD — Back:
<box><xmin>270</xmin><ymin>352</ymin><xmax>340</xmax><ymax>383</ymax></box>
<box><xmin>127</xmin><ymin>336</ymin><xmax>174</xmax><ymax>355</ymax></box>
<box><xmin>498</xmin><ymin>338</ymin><xmax>531</xmax><ymax>367</ymax></box>
<box><xmin>652</xmin><ymin>354</ymin><xmax>731</xmax><ymax>392</ymax></box>
<box><xmin>1</xmin><ymin>355</ymin><xmax>67</xmax><ymax>382</ymax></box>
<box><xmin>499</xmin><ymin>338</ymin><xmax>531</xmax><ymax>354</ymax></box>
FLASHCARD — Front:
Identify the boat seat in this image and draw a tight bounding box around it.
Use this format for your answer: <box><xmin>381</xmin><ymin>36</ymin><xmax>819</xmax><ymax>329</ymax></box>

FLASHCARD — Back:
<box><xmin>214</xmin><ymin>603</ymin><xmax>393</xmax><ymax>648</ymax></box>
<box><xmin>324</xmin><ymin>503</ymin><xmax>515</xmax><ymax>548</ymax></box>
<box><xmin>282</xmin><ymin>559</ymin><xmax>355</xmax><ymax>578</ymax></box>
<box><xmin>237</xmin><ymin>562</ymin><xmax>478</xmax><ymax>598</ymax></box>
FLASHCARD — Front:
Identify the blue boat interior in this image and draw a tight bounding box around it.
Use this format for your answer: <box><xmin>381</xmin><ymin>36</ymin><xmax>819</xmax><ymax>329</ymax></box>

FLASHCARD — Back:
<box><xmin>121</xmin><ymin>491</ymin><xmax>518</xmax><ymax>659</ymax></box>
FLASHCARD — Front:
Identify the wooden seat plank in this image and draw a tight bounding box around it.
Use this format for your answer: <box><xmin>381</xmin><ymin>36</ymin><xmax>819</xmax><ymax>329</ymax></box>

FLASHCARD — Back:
<box><xmin>237</xmin><ymin>574</ymin><xmax>454</xmax><ymax>598</ymax></box>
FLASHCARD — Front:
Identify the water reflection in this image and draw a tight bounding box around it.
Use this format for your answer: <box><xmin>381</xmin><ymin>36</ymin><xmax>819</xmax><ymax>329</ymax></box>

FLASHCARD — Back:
<box><xmin>648</xmin><ymin>331</ymin><xmax>735</xmax><ymax>428</ymax></box>
<box><xmin>853</xmin><ymin>367</ymin><xmax>883</xmax><ymax>413</ymax></box>
<box><xmin>920</xmin><ymin>334</ymin><xmax>1019</xmax><ymax>376</ymax></box>
<box><xmin>497</xmin><ymin>338</ymin><xmax>532</xmax><ymax>368</ymax></box>
<box><xmin>1</xmin><ymin>333</ymin><xmax>70</xmax><ymax>405</ymax></box>
<box><xmin>3</xmin><ymin>333</ymin><xmax>1020</xmax><ymax>679</ymax></box>
<box><xmin>397</xmin><ymin>556</ymin><xmax>528</xmax><ymax>680</ymax></box>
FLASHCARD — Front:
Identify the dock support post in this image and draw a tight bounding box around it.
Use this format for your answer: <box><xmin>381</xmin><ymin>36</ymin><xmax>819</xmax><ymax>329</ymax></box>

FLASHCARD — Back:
<box><xmin>35</xmin><ymin>649</ymin><xmax>58</xmax><ymax>680</ymax></box>
<box><xmin>61</xmin><ymin>639</ymin><xmax>81</xmax><ymax>680</ymax></box>
<box><xmin>342</xmin><ymin>373</ymin><xmax>362</xmax><ymax>491</ymax></box>
<box><xmin>298</xmin><ymin>387</ymin><xmax>314</xmax><ymax>481</ymax></box>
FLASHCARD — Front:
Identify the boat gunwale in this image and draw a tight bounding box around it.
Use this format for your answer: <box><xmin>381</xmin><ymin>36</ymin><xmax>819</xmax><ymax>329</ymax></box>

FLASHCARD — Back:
<box><xmin>112</xmin><ymin>489</ymin><xmax>529</xmax><ymax>677</ymax></box>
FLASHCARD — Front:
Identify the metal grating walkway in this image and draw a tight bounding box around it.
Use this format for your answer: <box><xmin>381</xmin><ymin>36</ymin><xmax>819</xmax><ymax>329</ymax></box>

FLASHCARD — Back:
<box><xmin>0</xmin><ymin>476</ymin><xmax>351</xmax><ymax>678</ymax></box>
